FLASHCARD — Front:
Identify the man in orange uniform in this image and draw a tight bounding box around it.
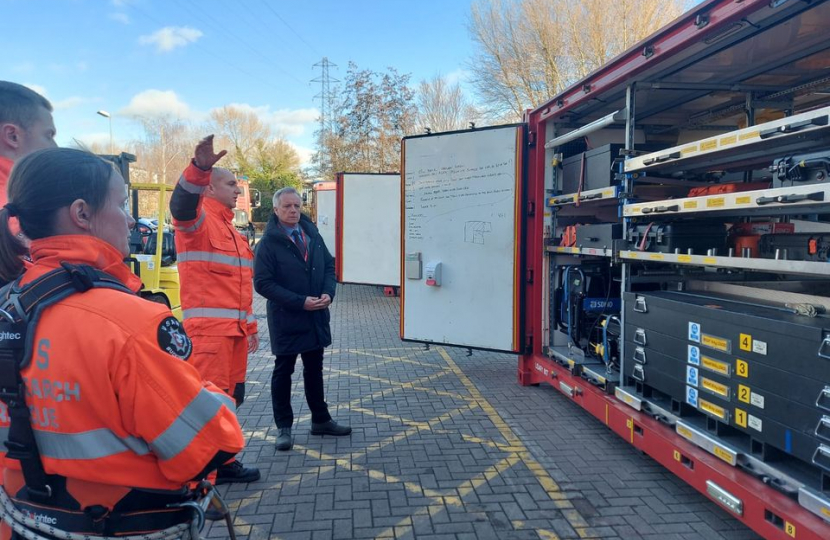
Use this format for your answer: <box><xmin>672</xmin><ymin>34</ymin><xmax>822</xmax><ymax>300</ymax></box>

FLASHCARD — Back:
<box><xmin>0</xmin><ymin>82</ymin><xmax>56</xmax><ymax>256</ymax></box>
<box><xmin>170</xmin><ymin>135</ymin><xmax>260</xmax><ymax>485</ymax></box>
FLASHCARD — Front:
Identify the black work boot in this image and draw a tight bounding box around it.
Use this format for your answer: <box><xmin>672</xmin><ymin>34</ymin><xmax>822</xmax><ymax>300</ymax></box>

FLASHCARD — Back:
<box><xmin>216</xmin><ymin>460</ymin><xmax>260</xmax><ymax>485</ymax></box>
<box><xmin>276</xmin><ymin>427</ymin><xmax>293</xmax><ymax>451</ymax></box>
<box><xmin>310</xmin><ymin>420</ymin><xmax>352</xmax><ymax>436</ymax></box>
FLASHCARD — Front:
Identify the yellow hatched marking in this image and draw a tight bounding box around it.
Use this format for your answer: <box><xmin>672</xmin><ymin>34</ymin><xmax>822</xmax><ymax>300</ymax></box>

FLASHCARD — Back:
<box><xmin>436</xmin><ymin>347</ymin><xmax>591</xmax><ymax>538</ymax></box>
<box><xmin>326</xmin><ymin>367</ymin><xmax>470</xmax><ymax>402</ymax></box>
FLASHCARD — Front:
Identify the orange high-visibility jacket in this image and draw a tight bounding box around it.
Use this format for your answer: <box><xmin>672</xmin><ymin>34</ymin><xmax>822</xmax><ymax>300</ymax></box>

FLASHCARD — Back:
<box><xmin>0</xmin><ymin>236</ymin><xmax>244</xmax><ymax>508</ymax></box>
<box><xmin>171</xmin><ymin>163</ymin><xmax>257</xmax><ymax>339</ymax></box>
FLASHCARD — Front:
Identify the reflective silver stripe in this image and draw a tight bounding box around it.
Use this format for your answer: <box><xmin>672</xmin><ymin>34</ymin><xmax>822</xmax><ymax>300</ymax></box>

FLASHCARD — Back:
<box><xmin>150</xmin><ymin>389</ymin><xmax>224</xmax><ymax>461</ymax></box>
<box><xmin>213</xmin><ymin>391</ymin><xmax>236</xmax><ymax>413</ymax></box>
<box><xmin>178</xmin><ymin>251</ymin><xmax>253</xmax><ymax>268</ymax></box>
<box><xmin>246</xmin><ymin>313</ymin><xmax>256</xmax><ymax>323</ymax></box>
<box><xmin>178</xmin><ymin>174</ymin><xmax>206</xmax><ymax>194</ymax></box>
<box><xmin>182</xmin><ymin>307</ymin><xmax>246</xmax><ymax>321</ymax></box>
<box><xmin>7</xmin><ymin>429</ymin><xmax>152</xmax><ymax>460</ymax></box>
<box><xmin>175</xmin><ymin>211</ymin><xmax>206</xmax><ymax>233</ymax></box>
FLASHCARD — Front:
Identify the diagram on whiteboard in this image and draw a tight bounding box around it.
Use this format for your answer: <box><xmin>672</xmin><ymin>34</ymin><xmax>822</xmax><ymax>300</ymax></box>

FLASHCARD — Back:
<box><xmin>402</xmin><ymin>124</ymin><xmax>523</xmax><ymax>352</ymax></box>
<box><xmin>464</xmin><ymin>221</ymin><xmax>492</xmax><ymax>244</ymax></box>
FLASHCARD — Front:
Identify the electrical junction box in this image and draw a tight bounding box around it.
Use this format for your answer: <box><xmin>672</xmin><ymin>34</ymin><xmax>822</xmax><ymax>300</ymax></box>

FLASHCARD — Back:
<box><xmin>424</xmin><ymin>262</ymin><xmax>442</xmax><ymax>287</ymax></box>
<box><xmin>405</xmin><ymin>252</ymin><xmax>422</xmax><ymax>280</ymax></box>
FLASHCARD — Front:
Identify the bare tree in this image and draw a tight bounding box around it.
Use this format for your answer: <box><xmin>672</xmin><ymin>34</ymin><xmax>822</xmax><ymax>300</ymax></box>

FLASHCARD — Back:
<box><xmin>131</xmin><ymin>117</ymin><xmax>195</xmax><ymax>186</ymax></box>
<box><xmin>416</xmin><ymin>74</ymin><xmax>480</xmax><ymax>133</ymax></box>
<box><xmin>468</xmin><ymin>0</ymin><xmax>687</xmax><ymax>120</ymax></box>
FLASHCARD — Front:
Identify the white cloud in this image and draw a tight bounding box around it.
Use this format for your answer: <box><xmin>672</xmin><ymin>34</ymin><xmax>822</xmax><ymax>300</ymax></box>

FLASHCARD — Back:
<box><xmin>139</xmin><ymin>26</ymin><xmax>203</xmax><ymax>53</ymax></box>
<box><xmin>217</xmin><ymin>103</ymin><xmax>319</xmax><ymax>137</ymax></box>
<box><xmin>109</xmin><ymin>12</ymin><xmax>130</xmax><ymax>24</ymax></box>
<box><xmin>53</xmin><ymin>96</ymin><xmax>90</xmax><ymax>111</ymax></box>
<box><xmin>23</xmin><ymin>84</ymin><xmax>48</xmax><ymax>98</ymax></box>
<box><xmin>444</xmin><ymin>69</ymin><xmax>472</xmax><ymax>86</ymax></box>
<box><xmin>119</xmin><ymin>89</ymin><xmax>196</xmax><ymax>120</ymax></box>
<box><xmin>288</xmin><ymin>142</ymin><xmax>314</xmax><ymax>166</ymax></box>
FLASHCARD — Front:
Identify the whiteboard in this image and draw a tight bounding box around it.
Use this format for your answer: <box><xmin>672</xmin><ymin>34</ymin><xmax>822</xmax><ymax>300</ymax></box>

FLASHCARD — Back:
<box><xmin>315</xmin><ymin>189</ymin><xmax>337</xmax><ymax>259</ymax></box>
<box><xmin>338</xmin><ymin>173</ymin><xmax>401</xmax><ymax>286</ymax></box>
<box><xmin>401</xmin><ymin>125</ymin><xmax>523</xmax><ymax>352</ymax></box>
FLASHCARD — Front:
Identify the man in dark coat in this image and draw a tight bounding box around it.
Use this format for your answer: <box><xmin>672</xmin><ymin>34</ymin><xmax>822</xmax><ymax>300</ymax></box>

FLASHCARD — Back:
<box><xmin>254</xmin><ymin>186</ymin><xmax>351</xmax><ymax>451</ymax></box>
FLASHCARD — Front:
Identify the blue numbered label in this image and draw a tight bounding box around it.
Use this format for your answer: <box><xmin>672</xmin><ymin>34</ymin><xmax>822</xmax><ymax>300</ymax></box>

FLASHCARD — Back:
<box><xmin>688</xmin><ymin>345</ymin><xmax>700</xmax><ymax>366</ymax></box>
<box><xmin>686</xmin><ymin>366</ymin><xmax>699</xmax><ymax>387</ymax></box>
<box><xmin>688</xmin><ymin>322</ymin><xmax>701</xmax><ymax>343</ymax></box>
<box><xmin>686</xmin><ymin>386</ymin><xmax>699</xmax><ymax>407</ymax></box>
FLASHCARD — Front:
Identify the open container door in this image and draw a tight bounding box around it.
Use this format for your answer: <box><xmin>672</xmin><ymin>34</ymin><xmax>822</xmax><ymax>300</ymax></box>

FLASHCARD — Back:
<box><xmin>335</xmin><ymin>173</ymin><xmax>401</xmax><ymax>287</ymax></box>
<box><xmin>401</xmin><ymin>124</ymin><xmax>525</xmax><ymax>353</ymax></box>
<box><xmin>313</xmin><ymin>181</ymin><xmax>337</xmax><ymax>259</ymax></box>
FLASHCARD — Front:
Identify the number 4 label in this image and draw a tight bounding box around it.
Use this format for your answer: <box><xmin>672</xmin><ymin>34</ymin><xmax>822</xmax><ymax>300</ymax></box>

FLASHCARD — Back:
<box><xmin>739</xmin><ymin>333</ymin><xmax>751</xmax><ymax>352</ymax></box>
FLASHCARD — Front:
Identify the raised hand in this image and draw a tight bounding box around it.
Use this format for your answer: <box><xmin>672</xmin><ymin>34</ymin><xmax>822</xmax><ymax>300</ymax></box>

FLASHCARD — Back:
<box><xmin>193</xmin><ymin>135</ymin><xmax>228</xmax><ymax>170</ymax></box>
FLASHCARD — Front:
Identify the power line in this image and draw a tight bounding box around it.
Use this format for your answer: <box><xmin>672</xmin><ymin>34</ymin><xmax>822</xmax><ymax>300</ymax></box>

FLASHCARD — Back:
<box><xmin>236</xmin><ymin>0</ymin><xmax>312</xmax><ymax>64</ymax></box>
<box><xmin>259</xmin><ymin>0</ymin><xmax>322</xmax><ymax>58</ymax></box>
<box><xmin>124</xmin><ymin>1</ymin><xmax>293</xmax><ymax>93</ymax></box>
<box><xmin>173</xmin><ymin>0</ymin><xmax>305</xmax><ymax>85</ymax></box>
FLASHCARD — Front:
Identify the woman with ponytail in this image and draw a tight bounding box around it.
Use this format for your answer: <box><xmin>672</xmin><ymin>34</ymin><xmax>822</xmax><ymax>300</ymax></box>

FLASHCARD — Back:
<box><xmin>0</xmin><ymin>148</ymin><xmax>244</xmax><ymax>540</ymax></box>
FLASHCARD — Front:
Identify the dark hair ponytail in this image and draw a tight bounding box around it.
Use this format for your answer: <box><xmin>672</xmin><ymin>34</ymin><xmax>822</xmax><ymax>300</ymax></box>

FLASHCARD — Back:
<box><xmin>0</xmin><ymin>207</ymin><xmax>27</xmax><ymax>283</ymax></box>
<box><xmin>0</xmin><ymin>148</ymin><xmax>114</xmax><ymax>283</ymax></box>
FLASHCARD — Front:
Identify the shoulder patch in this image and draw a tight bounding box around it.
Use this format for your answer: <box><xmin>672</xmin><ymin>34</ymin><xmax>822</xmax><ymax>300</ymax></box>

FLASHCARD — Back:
<box><xmin>157</xmin><ymin>317</ymin><xmax>192</xmax><ymax>360</ymax></box>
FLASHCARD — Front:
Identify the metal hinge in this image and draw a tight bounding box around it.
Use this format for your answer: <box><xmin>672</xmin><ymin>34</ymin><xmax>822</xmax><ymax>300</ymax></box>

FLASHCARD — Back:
<box><xmin>527</xmin><ymin>131</ymin><xmax>536</xmax><ymax>147</ymax></box>
<box><xmin>526</xmin><ymin>269</ymin><xmax>534</xmax><ymax>283</ymax></box>
<box><xmin>527</xmin><ymin>201</ymin><xmax>535</xmax><ymax>216</ymax></box>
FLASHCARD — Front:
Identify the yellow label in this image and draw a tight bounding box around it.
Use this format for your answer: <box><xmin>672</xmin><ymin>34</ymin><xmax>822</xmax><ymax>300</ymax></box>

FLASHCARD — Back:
<box><xmin>649</xmin><ymin>253</ymin><xmax>665</xmax><ymax>260</ymax></box>
<box><xmin>720</xmin><ymin>135</ymin><xmax>737</xmax><ymax>146</ymax></box>
<box><xmin>701</xmin><ymin>378</ymin><xmax>729</xmax><ymax>398</ymax></box>
<box><xmin>681</xmin><ymin>145</ymin><xmax>698</xmax><ymax>155</ymax></box>
<box><xmin>785</xmin><ymin>521</ymin><xmax>796</xmax><ymax>538</ymax></box>
<box><xmin>699</xmin><ymin>398</ymin><xmax>727</xmax><ymax>420</ymax></box>
<box><xmin>739</xmin><ymin>130</ymin><xmax>760</xmax><ymax>141</ymax></box>
<box><xmin>713</xmin><ymin>446</ymin><xmax>733</xmax><ymax>463</ymax></box>
<box><xmin>736</xmin><ymin>359</ymin><xmax>749</xmax><ymax>378</ymax></box>
<box><xmin>822</xmin><ymin>507</ymin><xmax>830</xmax><ymax>518</ymax></box>
<box><xmin>739</xmin><ymin>333</ymin><xmax>752</xmax><ymax>352</ymax></box>
<box><xmin>703</xmin><ymin>257</ymin><xmax>717</xmax><ymax>264</ymax></box>
<box><xmin>570</xmin><ymin>247</ymin><xmax>579</xmax><ymax>253</ymax></box>
<box><xmin>678</xmin><ymin>255</ymin><xmax>692</xmax><ymax>263</ymax></box>
<box><xmin>702</xmin><ymin>356</ymin><xmax>730</xmax><ymax>376</ymax></box>
<box><xmin>701</xmin><ymin>140</ymin><xmax>718</xmax><ymax>151</ymax></box>
<box><xmin>738</xmin><ymin>384</ymin><xmax>751</xmax><ymax>404</ymax></box>
<box><xmin>626</xmin><ymin>418</ymin><xmax>633</xmax><ymax>428</ymax></box>
<box><xmin>684</xmin><ymin>200</ymin><xmax>699</xmax><ymax>209</ymax></box>
<box><xmin>702</xmin><ymin>334</ymin><xmax>730</xmax><ymax>352</ymax></box>
<box><xmin>677</xmin><ymin>425</ymin><xmax>693</xmax><ymax>439</ymax></box>
<box><xmin>707</xmin><ymin>197</ymin><xmax>726</xmax><ymax>208</ymax></box>
<box><xmin>735</xmin><ymin>196</ymin><xmax>751</xmax><ymax>205</ymax></box>
<box><xmin>673</xmin><ymin>450</ymin><xmax>681</xmax><ymax>462</ymax></box>
<box><xmin>735</xmin><ymin>408</ymin><xmax>747</xmax><ymax>428</ymax></box>
<box><xmin>630</xmin><ymin>207</ymin><xmax>641</xmax><ymax>213</ymax></box>
<box><xmin>628</xmin><ymin>252</ymin><xmax>638</xmax><ymax>259</ymax></box>
<box><xmin>604</xmin><ymin>189</ymin><xmax>614</xmax><ymax>197</ymax></box>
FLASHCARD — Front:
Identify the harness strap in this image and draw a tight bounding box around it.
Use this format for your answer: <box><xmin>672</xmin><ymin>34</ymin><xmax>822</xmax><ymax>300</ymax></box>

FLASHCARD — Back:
<box><xmin>0</xmin><ymin>264</ymin><xmax>133</xmax><ymax>503</ymax></box>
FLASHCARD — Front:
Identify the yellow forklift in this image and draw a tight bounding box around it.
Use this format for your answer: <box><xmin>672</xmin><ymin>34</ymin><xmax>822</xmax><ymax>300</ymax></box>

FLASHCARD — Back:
<box><xmin>101</xmin><ymin>153</ymin><xmax>183</xmax><ymax>319</ymax></box>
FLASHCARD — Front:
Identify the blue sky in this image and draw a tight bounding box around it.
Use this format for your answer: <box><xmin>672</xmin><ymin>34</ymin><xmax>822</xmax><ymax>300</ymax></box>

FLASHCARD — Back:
<box><xmin>1</xmin><ymin>0</ymin><xmax>477</xmax><ymax>165</ymax></box>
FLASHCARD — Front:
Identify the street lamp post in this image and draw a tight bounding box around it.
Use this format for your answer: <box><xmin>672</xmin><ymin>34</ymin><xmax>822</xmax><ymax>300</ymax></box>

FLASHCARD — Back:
<box><xmin>97</xmin><ymin>110</ymin><xmax>113</xmax><ymax>154</ymax></box>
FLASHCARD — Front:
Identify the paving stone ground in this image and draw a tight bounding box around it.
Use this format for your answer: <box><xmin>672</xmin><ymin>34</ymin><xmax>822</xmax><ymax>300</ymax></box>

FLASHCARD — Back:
<box><xmin>208</xmin><ymin>284</ymin><xmax>761</xmax><ymax>540</ymax></box>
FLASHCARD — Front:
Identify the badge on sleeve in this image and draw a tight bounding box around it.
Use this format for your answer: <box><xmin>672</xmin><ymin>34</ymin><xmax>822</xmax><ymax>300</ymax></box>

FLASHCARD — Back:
<box><xmin>157</xmin><ymin>317</ymin><xmax>193</xmax><ymax>360</ymax></box>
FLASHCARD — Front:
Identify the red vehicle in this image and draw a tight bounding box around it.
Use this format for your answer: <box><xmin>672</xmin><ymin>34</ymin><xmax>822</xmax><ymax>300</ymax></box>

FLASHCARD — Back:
<box><xmin>401</xmin><ymin>1</ymin><xmax>830</xmax><ymax>538</ymax></box>
<box><xmin>233</xmin><ymin>176</ymin><xmax>260</xmax><ymax>245</ymax></box>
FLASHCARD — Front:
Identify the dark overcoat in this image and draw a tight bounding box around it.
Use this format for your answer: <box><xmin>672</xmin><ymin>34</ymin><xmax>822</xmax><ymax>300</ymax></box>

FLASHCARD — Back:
<box><xmin>253</xmin><ymin>213</ymin><xmax>336</xmax><ymax>355</ymax></box>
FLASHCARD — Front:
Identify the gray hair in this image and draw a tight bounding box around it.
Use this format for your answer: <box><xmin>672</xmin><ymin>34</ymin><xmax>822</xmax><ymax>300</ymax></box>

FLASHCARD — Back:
<box><xmin>273</xmin><ymin>186</ymin><xmax>302</xmax><ymax>207</ymax></box>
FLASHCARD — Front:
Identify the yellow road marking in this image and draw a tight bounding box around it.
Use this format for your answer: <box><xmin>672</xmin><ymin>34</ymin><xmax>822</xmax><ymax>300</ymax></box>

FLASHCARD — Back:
<box><xmin>436</xmin><ymin>347</ymin><xmax>590</xmax><ymax>537</ymax></box>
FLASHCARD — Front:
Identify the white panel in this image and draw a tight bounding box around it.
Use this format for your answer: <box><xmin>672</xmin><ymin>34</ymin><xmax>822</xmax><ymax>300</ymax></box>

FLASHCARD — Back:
<box><xmin>315</xmin><ymin>190</ymin><xmax>337</xmax><ymax>259</ymax></box>
<box><xmin>340</xmin><ymin>174</ymin><xmax>401</xmax><ymax>286</ymax></box>
<box><xmin>402</xmin><ymin>125</ymin><xmax>521</xmax><ymax>352</ymax></box>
